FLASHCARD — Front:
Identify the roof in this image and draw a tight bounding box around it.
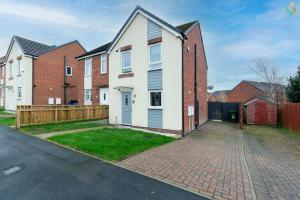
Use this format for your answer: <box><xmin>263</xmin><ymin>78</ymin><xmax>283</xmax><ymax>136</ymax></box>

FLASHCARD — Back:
<box><xmin>176</xmin><ymin>21</ymin><xmax>198</xmax><ymax>32</ymax></box>
<box><xmin>107</xmin><ymin>6</ymin><xmax>187</xmax><ymax>53</ymax></box>
<box><xmin>13</xmin><ymin>36</ymin><xmax>56</xmax><ymax>57</ymax></box>
<box><xmin>244</xmin><ymin>80</ymin><xmax>285</xmax><ymax>93</ymax></box>
<box><xmin>244</xmin><ymin>95</ymin><xmax>277</xmax><ymax>106</ymax></box>
<box><xmin>0</xmin><ymin>56</ymin><xmax>5</xmax><ymax>65</ymax></box>
<box><xmin>211</xmin><ymin>90</ymin><xmax>231</xmax><ymax>96</ymax></box>
<box><xmin>76</xmin><ymin>42</ymin><xmax>111</xmax><ymax>59</ymax></box>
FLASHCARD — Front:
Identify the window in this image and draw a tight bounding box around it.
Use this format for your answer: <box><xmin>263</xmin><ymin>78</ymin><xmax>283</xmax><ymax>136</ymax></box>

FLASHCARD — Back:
<box><xmin>149</xmin><ymin>43</ymin><xmax>162</xmax><ymax>70</ymax></box>
<box><xmin>17</xmin><ymin>60</ymin><xmax>21</xmax><ymax>76</ymax></box>
<box><xmin>121</xmin><ymin>50</ymin><xmax>131</xmax><ymax>73</ymax></box>
<box><xmin>17</xmin><ymin>87</ymin><xmax>22</xmax><ymax>99</ymax></box>
<box><xmin>84</xmin><ymin>89</ymin><xmax>92</xmax><ymax>102</ymax></box>
<box><xmin>149</xmin><ymin>91</ymin><xmax>162</xmax><ymax>108</ymax></box>
<box><xmin>100</xmin><ymin>54</ymin><xmax>107</xmax><ymax>74</ymax></box>
<box><xmin>9</xmin><ymin>62</ymin><xmax>13</xmax><ymax>77</ymax></box>
<box><xmin>65</xmin><ymin>66</ymin><xmax>72</xmax><ymax>76</ymax></box>
<box><xmin>84</xmin><ymin>58</ymin><xmax>92</xmax><ymax>76</ymax></box>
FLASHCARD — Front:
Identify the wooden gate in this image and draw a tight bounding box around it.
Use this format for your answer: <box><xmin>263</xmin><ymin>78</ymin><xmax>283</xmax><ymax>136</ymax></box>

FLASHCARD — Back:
<box><xmin>208</xmin><ymin>102</ymin><xmax>240</xmax><ymax>122</ymax></box>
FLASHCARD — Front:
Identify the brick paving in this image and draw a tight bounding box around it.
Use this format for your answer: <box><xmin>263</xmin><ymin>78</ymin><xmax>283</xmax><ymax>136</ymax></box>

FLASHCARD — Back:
<box><xmin>120</xmin><ymin>122</ymin><xmax>254</xmax><ymax>200</ymax></box>
<box><xmin>243</xmin><ymin>131</ymin><xmax>300</xmax><ymax>200</ymax></box>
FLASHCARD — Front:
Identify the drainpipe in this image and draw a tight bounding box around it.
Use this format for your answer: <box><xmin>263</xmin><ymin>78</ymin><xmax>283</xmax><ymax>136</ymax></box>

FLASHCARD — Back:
<box><xmin>181</xmin><ymin>37</ymin><xmax>185</xmax><ymax>137</ymax></box>
<box><xmin>63</xmin><ymin>55</ymin><xmax>67</xmax><ymax>105</ymax></box>
<box><xmin>194</xmin><ymin>44</ymin><xmax>198</xmax><ymax>129</ymax></box>
<box><xmin>32</xmin><ymin>57</ymin><xmax>35</xmax><ymax>105</ymax></box>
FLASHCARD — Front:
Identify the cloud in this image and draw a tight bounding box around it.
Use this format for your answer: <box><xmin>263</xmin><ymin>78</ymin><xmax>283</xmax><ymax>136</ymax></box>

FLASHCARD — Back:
<box><xmin>0</xmin><ymin>1</ymin><xmax>84</xmax><ymax>28</ymax></box>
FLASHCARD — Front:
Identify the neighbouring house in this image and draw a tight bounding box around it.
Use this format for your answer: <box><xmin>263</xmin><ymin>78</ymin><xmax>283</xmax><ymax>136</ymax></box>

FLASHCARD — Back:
<box><xmin>107</xmin><ymin>6</ymin><xmax>208</xmax><ymax>134</ymax></box>
<box><xmin>244</xmin><ymin>96</ymin><xmax>277</xmax><ymax>125</ymax></box>
<box><xmin>76</xmin><ymin>42</ymin><xmax>111</xmax><ymax>105</ymax></box>
<box><xmin>226</xmin><ymin>80</ymin><xmax>286</xmax><ymax>104</ymax></box>
<box><xmin>0</xmin><ymin>56</ymin><xmax>5</xmax><ymax>106</ymax></box>
<box><xmin>208</xmin><ymin>90</ymin><xmax>230</xmax><ymax>102</ymax></box>
<box><xmin>4</xmin><ymin>36</ymin><xmax>86</xmax><ymax>111</ymax></box>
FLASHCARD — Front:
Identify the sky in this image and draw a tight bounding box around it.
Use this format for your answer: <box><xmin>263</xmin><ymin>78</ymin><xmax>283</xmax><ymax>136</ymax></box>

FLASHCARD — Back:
<box><xmin>0</xmin><ymin>0</ymin><xmax>299</xmax><ymax>91</ymax></box>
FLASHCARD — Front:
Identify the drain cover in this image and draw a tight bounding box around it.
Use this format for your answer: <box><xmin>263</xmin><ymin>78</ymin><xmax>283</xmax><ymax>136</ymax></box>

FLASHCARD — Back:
<box><xmin>3</xmin><ymin>166</ymin><xmax>22</xmax><ymax>176</ymax></box>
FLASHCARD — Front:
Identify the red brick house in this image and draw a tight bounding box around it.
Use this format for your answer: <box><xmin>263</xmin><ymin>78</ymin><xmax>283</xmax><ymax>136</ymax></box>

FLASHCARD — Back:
<box><xmin>75</xmin><ymin>42</ymin><xmax>110</xmax><ymax>105</ymax></box>
<box><xmin>4</xmin><ymin>36</ymin><xmax>86</xmax><ymax>110</ymax></box>
<box><xmin>244</xmin><ymin>97</ymin><xmax>277</xmax><ymax>125</ymax></box>
<box><xmin>226</xmin><ymin>80</ymin><xmax>285</xmax><ymax>104</ymax></box>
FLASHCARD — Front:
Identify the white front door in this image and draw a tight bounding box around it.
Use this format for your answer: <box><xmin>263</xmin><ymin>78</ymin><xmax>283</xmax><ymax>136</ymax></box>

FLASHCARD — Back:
<box><xmin>99</xmin><ymin>88</ymin><xmax>109</xmax><ymax>105</ymax></box>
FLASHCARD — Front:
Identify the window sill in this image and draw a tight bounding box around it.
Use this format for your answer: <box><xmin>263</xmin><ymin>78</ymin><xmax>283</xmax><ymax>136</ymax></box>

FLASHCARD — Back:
<box><xmin>100</xmin><ymin>72</ymin><xmax>107</xmax><ymax>75</ymax></box>
<box><xmin>66</xmin><ymin>74</ymin><xmax>72</xmax><ymax>77</ymax></box>
<box><xmin>118</xmin><ymin>73</ymin><xmax>134</xmax><ymax>78</ymax></box>
<box><xmin>148</xmin><ymin>68</ymin><xmax>162</xmax><ymax>72</ymax></box>
<box><xmin>148</xmin><ymin>107</ymin><xmax>162</xmax><ymax>110</ymax></box>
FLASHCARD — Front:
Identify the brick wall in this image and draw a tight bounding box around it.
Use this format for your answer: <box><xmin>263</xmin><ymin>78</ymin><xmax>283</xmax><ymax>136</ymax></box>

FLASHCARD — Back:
<box><xmin>33</xmin><ymin>41</ymin><xmax>86</xmax><ymax>105</ymax></box>
<box><xmin>77</xmin><ymin>54</ymin><xmax>109</xmax><ymax>105</ymax></box>
<box><xmin>183</xmin><ymin>23</ymin><xmax>208</xmax><ymax>133</ymax></box>
<box><xmin>226</xmin><ymin>81</ymin><xmax>263</xmax><ymax>103</ymax></box>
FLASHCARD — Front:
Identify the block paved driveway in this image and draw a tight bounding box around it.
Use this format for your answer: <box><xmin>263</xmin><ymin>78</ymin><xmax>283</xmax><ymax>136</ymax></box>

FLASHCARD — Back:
<box><xmin>120</xmin><ymin>122</ymin><xmax>300</xmax><ymax>200</ymax></box>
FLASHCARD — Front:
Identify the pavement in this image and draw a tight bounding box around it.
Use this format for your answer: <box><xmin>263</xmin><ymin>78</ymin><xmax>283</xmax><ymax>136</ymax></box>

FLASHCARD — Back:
<box><xmin>0</xmin><ymin>126</ymin><xmax>208</xmax><ymax>200</ymax></box>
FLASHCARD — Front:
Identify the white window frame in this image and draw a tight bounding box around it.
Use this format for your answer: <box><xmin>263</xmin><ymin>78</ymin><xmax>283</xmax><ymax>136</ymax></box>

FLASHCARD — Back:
<box><xmin>148</xmin><ymin>90</ymin><xmax>162</xmax><ymax>109</ymax></box>
<box><xmin>84</xmin><ymin>58</ymin><xmax>92</xmax><ymax>76</ymax></box>
<box><xmin>100</xmin><ymin>54</ymin><xmax>107</xmax><ymax>74</ymax></box>
<box><xmin>17</xmin><ymin>59</ymin><xmax>21</xmax><ymax>76</ymax></box>
<box><xmin>65</xmin><ymin>66</ymin><xmax>72</xmax><ymax>76</ymax></box>
<box><xmin>149</xmin><ymin>43</ymin><xmax>162</xmax><ymax>70</ymax></box>
<box><xmin>17</xmin><ymin>87</ymin><xmax>22</xmax><ymax>99</ymax></box>
<box><xmin>121</xmin><ymin>50</ymin><xmax>132</xmax><ymax>74</ymax></box>
<box><xmin>9</xmin><ymin>62</ymin><xmax>13</xmax><ymax>77</ymax></box>
<box><xmin>84</xmin><ymin>89</ymin><xmax>92</xmax><ymax>102</ymax></box>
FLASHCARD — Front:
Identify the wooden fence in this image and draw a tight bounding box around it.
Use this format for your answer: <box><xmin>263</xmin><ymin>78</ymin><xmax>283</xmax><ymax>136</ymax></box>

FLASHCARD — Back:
<box><xmin>16</xmin><ymin>105</ymin><xmax>109</xmax><ymax>128</ymax></box>
<box><xmin>278</xmin><ymin>103</ymin><xmax>300</xmax><ymax>134</ymax></box>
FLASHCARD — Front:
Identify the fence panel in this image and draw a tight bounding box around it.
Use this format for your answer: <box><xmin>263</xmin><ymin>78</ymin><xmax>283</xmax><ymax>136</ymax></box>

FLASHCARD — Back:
<box><xmin>16</xmin><ymin>105</ymin><xmax>109</xmax><ymax>128</ymax></box>
<box><xmin>279</xmin><ymin>103</ymin><xmax>300</xmax><ymax>134</ymax></box>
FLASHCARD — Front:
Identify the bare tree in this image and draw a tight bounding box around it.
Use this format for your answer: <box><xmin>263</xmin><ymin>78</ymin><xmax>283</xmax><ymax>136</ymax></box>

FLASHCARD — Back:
<box><xmin>250</xmin><ymin>57</ymin><xmax>285</xmax><ymax>104</ymax></box>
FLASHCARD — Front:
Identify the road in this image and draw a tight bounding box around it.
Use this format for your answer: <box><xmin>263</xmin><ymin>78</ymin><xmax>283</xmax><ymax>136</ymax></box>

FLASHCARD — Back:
<box><xmin>0</xmin><ymin>126</ymin><xmax>207</xmax><ymax>200</ymax></box>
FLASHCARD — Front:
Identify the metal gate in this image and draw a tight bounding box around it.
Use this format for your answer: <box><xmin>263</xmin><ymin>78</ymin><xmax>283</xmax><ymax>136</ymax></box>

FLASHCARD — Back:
<box><xmin>208</xmin><ymin>102</ymin><xmax>240</xmax><ymax>122</ymax></box>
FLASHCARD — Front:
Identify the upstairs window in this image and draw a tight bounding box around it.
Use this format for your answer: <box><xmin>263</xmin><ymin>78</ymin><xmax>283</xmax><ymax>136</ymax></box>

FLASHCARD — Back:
<box><xmin>149</xmin><ymin>43</ymin><xmax>162</xmax><ymax>70</ymax></box>
<box><xmin>100</xmin><ymin>54</ymin><xmax>107</xmax><ymax>74</ymax></box>
<box><xmin>84</xmin><ymin>58</ymin><xmax>92</xmax><ymax>76</ymax></box>
<box><xmin>121</xmin><ymin>50</ymin><xmax>132</xmax><ymax>73</ymax></box>
<box><xmin>66</xmin><ymin>66</ymin><xmax>72</xmax><ymax>76</ymax></box>
<box><xmin>17</xmin><ymin>60</ymin><xmax>21</xmax><ymax>76</ymax></box>
<box><xmin>9</xmin><ymin>62</ymin><xmax>13</xmax><ymax>77</ymax></box>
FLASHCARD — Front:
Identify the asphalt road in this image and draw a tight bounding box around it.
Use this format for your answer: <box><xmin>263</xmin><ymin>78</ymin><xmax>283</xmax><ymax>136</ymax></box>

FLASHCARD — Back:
<box><xmin>0</xmin><ymin>126</ymin><xmax>207</xmax><ymax>200</ymax></box>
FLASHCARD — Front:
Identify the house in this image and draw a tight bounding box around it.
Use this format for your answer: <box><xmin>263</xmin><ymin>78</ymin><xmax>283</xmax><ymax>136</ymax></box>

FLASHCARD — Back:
<box><xmin>76</xmin><ymin>42</ymin><xmax>111</xmax><ymax>105</ymax></box>
<box><xmin>4</xmin><ymin>36</ymin><xmax>86</xmax><ymax>111</ymax></box>
<box><xmin>244</xmin><ymin>96</ymin><xmax>277</xmax><ymax>125</ymax></box>
<box><xmin>226</xmin><ymin>80</ymin><xmax>286</xmax><ymax>104</ymax></box>
<box><xmin>107</xmin><ymin>6</ymin><xmax>208</xmax><ymax>134</ymax></box>
<box><xmin>208</xmin><ymin>90</ymin><xmax>230</xmax><ymax>102</ymax></box>
<box><xmin>0</xmin><ymin>56</ymin><xmax>5</xmax><ymax>106</ymax></box>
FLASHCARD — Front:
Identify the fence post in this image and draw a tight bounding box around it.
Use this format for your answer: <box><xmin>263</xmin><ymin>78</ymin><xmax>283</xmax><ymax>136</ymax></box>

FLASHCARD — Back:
<box><xmin>55</xmin><ymin>106</ymin><xmax>58</xmax><ymax>123</ymax></box>
<box><xmin>87</xmin><ymin>106</ymin><xmax>90</xmax><ymax>120</ymax></box>
<box><xmin>16</xmin><ymin>106</ymin><xmax>21</xmax><ymax>129</ymax></box>
<box><xmin>239</xmin><ymin>103</ymin><xmax>244</xmax><ymax>129</ymax></box>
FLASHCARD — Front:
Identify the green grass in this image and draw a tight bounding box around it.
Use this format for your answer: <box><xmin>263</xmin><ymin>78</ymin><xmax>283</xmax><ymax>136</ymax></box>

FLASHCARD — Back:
<box><xmin>48</xmin><ymin>128</ymin><xmax>175</xmax><ymax>162</ymax></box>
<box><xmin>21</xmin><ymin>120</ymin><xmax>104</xmax><ymax>135</ymax></box>
<box><xmin>0</xmin><ymin>117</ymin><xmax>16</xmax><ymax>126</ymax></box>
<box><xmin>0</xmin><ymin>107</ymin><xmax>13</xmax><ymax>115</ymax></box>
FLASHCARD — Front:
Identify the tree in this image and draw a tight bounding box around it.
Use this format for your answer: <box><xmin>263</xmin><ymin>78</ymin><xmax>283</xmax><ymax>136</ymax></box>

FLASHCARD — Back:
<box><xmin>286</xmin><ymin>66</ymin><xmax>300</xmax><ymax>102</ymax></box>
<box><xmin>251</xmin><ymin>57</ymin><xmax>285</xmax><ymax>104</ymax></box>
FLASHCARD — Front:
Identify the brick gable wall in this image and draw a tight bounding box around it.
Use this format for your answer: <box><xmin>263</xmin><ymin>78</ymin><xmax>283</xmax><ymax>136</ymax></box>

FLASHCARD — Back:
<box><xmin>226</xmin><ymin>81</ymin><xmax>263</xmax><ymax>103</ymax></box>
<box><xmin>77</xmin><ymin>54</ymin><xmax>109</xmax><ymax>105</ymax></box>
<box><xmin>183</xmin><ymin>23</ymin><xmax>208</xmax><ymax>133</ymax></box>
<box><xmin>33</xmin><ymin>42</ymin><xmax>86</xmax><ymax>105</ymax></box>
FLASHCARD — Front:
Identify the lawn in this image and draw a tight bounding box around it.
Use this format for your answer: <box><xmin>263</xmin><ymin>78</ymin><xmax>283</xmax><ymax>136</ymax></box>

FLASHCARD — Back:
<box><xmin>0</xmin><ymin>107</ymin><xmax>13</xmax><ymax>115</ymax></box>
<box><xmin>48</xmin><ymin>128</ymin><xmax>175</xmax><ymax>162</ymax></box>
<box><xmin>0</xmin><ymin>117</ymin><xmax>16</xmax><ymax>126</ymax></box>
<box><xmin>244</xmin><ymin>125</ymin><xmax>300</xmax><ymax>154</ymax></box>
<box><xmin>21</xmin><ymin>120</ymin><xmax>105</xmax><ymax>135</ymax></box>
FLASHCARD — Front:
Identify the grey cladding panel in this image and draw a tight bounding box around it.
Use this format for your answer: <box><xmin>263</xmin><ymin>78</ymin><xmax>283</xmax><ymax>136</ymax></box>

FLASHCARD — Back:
<box><xmin>148</xmin><ymin>20</ymin><xmax>162</xmax><ymax>40</ymax></box>
<box><xmin>148</xmin><ymin>69</ymin><xmax>162</xmax><ymax>90</ymax></box>
<box><xmin>148</xmin><ymin>109</ymin><xmax>163</xmax><ymax>128</ymax></box>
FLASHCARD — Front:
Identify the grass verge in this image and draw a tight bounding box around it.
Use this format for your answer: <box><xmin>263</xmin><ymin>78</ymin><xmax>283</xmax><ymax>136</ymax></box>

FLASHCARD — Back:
<box><xmin>21</xmin><ymin>120</ymin><xmax>104</xmax><ymax>135</ymax></box>
<box><xmin>48</xmin><ymin>128</ymin><xmax>175</xmax><ymax>162</ymax></box>
<box><xmin>0</xmin><ymin>117</ymin><xmax>16</xmax><ymax>126</ymax></box>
